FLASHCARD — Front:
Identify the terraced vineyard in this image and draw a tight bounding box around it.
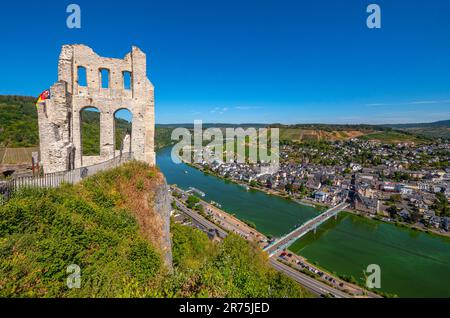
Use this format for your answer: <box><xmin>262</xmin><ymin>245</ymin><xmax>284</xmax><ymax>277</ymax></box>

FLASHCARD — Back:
<box><xmin>0</xmin><ymin>147</ymin><xmax>38</xmax><ymax>165</ymax></box>
<box><xmin>357</xmin><ymin>130</ymin><xmax>429</xmax><ymax>144</ymax></box>
<box><xmin>279</xmin><ymin>128</ymin><xmax>371</xmax><ymax>143</ymax></box>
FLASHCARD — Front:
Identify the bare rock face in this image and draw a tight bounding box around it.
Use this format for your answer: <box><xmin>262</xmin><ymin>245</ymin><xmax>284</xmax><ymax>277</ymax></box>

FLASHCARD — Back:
<box><xmin>37</xmin><ymin>44</ymin><xmax>155</xmax><ymax>173</ymax></box>
<box><xmin>153</xmin><ymin>178</ymin><xmax>173</xmax><ymax>268</ymax></box>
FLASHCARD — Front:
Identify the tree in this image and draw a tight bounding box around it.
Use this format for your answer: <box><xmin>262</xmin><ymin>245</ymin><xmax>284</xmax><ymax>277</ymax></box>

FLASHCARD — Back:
<box><xmin>186</xmin><ymin>195</ymin><xmax>200</xmax><ymax>209</ymax></box>
<box><xmin>196</xmin><ymin>204</ymin><xmax>205</xmax><ymax>215</ymax></box>
<box><xmin>433</xmin><ymin>192</ymin><xmax>449</xmax><ymax>217</ymax></box>
<box><xmin>249</xmin><ymin>180</ymin><xmax>258</xmax><ymax>187</ymax></box>
<box><xmin>389</xmin><ymin>194</ymin><xmax>402</xmax><ymax>203</ymax></box>
<box><xmin>285</xmin><ymin>183</ymin><xmax>294</xmax><ymax>193</ymax></box>
<box><xmin>393</xmin><ymin>171</ymin><xmax>410</xmax><ymax>182</ymax></box>
<box><xmin>387</xmin><ymin>204</ymin><xmax>399</xmax><ymax>217</ymax></box>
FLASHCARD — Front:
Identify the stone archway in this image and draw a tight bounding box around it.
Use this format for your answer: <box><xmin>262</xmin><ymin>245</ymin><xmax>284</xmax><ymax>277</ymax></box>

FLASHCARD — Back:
<box><xmin>79</xmin><ymin>106</ymin><xmax>101</xmax><ymax>157</ymax></box>
<box><xmin>113</xmin><ymin>108</ymin><xmax>133</xmax><ymax>155</ymax></box>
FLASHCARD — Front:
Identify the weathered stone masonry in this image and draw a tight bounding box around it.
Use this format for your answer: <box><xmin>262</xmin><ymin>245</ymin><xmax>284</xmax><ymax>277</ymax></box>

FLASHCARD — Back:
<box><xmin>37</xmin><ymin>44</ymin><xmax>155</xmax><ymax>173</ymax></box>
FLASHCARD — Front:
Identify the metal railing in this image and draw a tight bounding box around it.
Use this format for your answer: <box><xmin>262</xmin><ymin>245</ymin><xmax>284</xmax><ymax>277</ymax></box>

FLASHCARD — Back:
<box><xmin>0</xmin><ymin>153</ymin><xmax>133</xmax><ymax>203</ymax></box>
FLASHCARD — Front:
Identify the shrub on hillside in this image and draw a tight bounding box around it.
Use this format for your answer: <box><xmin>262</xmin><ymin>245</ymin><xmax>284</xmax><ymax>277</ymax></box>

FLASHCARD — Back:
<box><xmin>0</xmin><ymin>162</ymin><xmax>309</xmax><ymax>298</ymax></box>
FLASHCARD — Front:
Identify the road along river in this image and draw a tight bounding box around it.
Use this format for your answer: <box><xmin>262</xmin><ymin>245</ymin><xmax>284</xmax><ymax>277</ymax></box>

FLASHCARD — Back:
<box><xmin>157</xmin><ymin>147</ymin><xmax>450</xmax><ymax>297</ymax></box>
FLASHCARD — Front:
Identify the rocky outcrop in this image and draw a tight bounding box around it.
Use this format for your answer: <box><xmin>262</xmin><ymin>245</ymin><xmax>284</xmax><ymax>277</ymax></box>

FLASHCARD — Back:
<box><xmin>153</xmin><ymin>177</ymin><xmax>173</xmax><ymax>268</ymax></box>
<box><xmin>111</xmin><ymin>163</ymin><xmax>172</xmax><ymax>269</ymax></box>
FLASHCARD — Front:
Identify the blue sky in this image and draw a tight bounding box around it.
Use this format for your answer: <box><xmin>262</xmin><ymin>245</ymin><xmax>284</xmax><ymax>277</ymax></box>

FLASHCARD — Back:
<box><xmin>1</xmin><ymin>0</ymin><xmax>449</xmax><ymax>124</ymax></box>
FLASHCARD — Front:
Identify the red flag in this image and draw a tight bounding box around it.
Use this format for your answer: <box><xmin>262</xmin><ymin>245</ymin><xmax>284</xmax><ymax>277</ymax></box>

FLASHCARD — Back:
<box><xmin>36</xmin><ymin>89</ymin><xmax>51</xmax><ymax>107</ymax></box>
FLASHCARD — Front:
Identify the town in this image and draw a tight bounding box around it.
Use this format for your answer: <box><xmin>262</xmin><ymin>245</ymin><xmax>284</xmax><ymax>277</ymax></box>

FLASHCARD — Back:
<box><xmin>193</xmin><ymin>138</ymin><xmax>450</xmax><ymax>234</ymax></box>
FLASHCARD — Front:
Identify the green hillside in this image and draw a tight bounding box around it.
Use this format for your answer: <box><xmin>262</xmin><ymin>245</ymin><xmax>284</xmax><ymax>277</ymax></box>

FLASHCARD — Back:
<box><xmin>383</xmin><ymin>119</ymin><xmax>450</xmax><ymax>129</ymax></box>
<box><xmin>383</xmin><ymin>120</ymin><xmax>450</xmax><ymax>139</ymax></box>
<box><xmin>0</xmin><ymin>95</ymin><xmax>172</xmax><ymax>155</ymax></box>
<box><xmin>80</xmin><ymin>109</ymin><xmax>131</xmax><ymax>155</ymax></box>
<box><xmin>275</xmin><ymin>124</ymin><xmax>431</xmax><ymax>144</ymax></box>
<box><xmin>0</xmin><ymin>96</ymin><xmax>39</xmax><ymax>147</ymax></box>
<box><xmin>0</xmin><ymin>161</ymin><xmax>309</xmax><ymax>297</ymax></box>
<box><xmin>155</xmin><ymin>126</ymin><xmax>174</xmax><ymax>150</ymax></box>
<box><xmin>2</xmin><ymin>95</ymin><xmax>443</xmax><ymax>155</ymax></box>
<box><xmin>357</xmin><ymin>130</ymin><xmax>430</xmax><ymax>144</ymax></box>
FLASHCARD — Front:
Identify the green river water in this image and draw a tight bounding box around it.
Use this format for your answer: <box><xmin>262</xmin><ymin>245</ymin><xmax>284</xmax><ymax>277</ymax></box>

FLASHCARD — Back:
<box><xmin>157</xmin><ymin>147</ymin><xmax>450</xmax><ymax>297</ymax></box>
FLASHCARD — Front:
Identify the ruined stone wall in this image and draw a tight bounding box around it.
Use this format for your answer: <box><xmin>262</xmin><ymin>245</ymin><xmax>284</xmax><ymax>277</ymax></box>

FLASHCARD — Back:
<box><xmin>38</xmin><ymin>44</ymin><xmax>155</xmax><ymax>173</ymax></box>
<box><xmin>37</xmin><ymin>81</ymin><xmax>73</xmax><ymax>173</ymax></box>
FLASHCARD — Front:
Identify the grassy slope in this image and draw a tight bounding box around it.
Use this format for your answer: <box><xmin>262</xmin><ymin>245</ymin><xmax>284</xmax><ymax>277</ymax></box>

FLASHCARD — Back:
<box><xmin>0</xmin><ymin>161</ymin><xmax>309</xmax><ymax>298</ymax></box>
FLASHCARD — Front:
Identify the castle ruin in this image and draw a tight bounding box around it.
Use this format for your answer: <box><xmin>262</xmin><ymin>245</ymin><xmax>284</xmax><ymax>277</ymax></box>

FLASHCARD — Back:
<box><xmin>37</xmin><ymin>44</ymin><xmax>155</xmax><ymax>173</ymax></box>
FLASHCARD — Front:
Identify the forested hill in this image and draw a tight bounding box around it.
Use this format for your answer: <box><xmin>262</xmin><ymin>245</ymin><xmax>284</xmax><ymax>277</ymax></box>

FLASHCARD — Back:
<box><xmin>0</xmin><ymin>95</ymin><xmax>132</xmax><ymax>151</ymax></box>
<box><xmin>0</xmin><ymin>95</ymin><xmax>39</xmax><ymax>147</ymax></box>
<box><xmin>381</xmin><ymin>120</ymin><xmax>450</xmax><ymax>139</ymax></box>
<box><xmin>383</xmin><ymin>119</ymin><xmax>450</xmax><ymax>129</ymax></box>
<box><xmin>1</xmin><ymin>96</ymin><xmax>447</xmax><ymax>151</ymax></box>
<box><xmin>0</xmin><ymin>95</ymin><xmax>175</xmax><ymax>151</ymax></box>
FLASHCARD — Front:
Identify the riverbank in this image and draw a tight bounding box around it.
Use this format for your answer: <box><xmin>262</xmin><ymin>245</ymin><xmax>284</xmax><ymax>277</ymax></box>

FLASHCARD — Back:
<box><xmin>287</xmin><ymin>210</ymin><xmax>450</xmax><ymax>297</ymax></box>
<box><xmin>186</xmin><ymin>161</ymin><xmax>450</xmax><ymax>240</ymax></box>
<box><xmin>157</xmin><ymin>147</ymin><xmax>450</xmax><ymax>297</ymax></box>
<box><xmin>171</xmin><ymin>184</ymin><xmax>374</xmax><ymax>298</ymax></box>
<box><xmin>187</xmin><ymin>161</ymin><xmax>326</xmax><ymax>211</ymax></box>
<box><xmin>276</xmin><ymin>253</ymin><xmax>382</xmax><ymax>298</ymax></box>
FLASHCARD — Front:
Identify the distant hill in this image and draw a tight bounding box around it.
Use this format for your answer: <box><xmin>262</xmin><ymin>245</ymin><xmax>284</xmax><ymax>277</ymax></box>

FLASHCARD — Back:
<box><xmin>156</xmin><ymin>123</ymin><xmax>268</xmax><ymax>129</ymax></box>
<box><xmin>0</xmin><ymin>95</ymin><xmax>446</xmax><ymax>156</ymax></box>
<box><xmin>158</xmin><ymin>122</ymin><xmax>441</xmax><ymax>144</ymax></box>
<box><xmin>381</xmin><ymin>120</ymin><xmax>450</xmax><ymax>139</ymax></box>
<box><xmin>383</xmin><ymin>119</ymin><xmax>450</xmax><ymax>129</ymax></box>
<box><xmin>0</xmin><ymin>96</ymin><xmax>134</xmax><ymax>155</ymax></box>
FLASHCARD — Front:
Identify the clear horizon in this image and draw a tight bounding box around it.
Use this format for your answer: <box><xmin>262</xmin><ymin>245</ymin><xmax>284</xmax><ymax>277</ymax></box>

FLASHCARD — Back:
<box><xmin>152</xmin><ymin>118</ymin><xmax>450</xmax><ymax>126</ymax></box>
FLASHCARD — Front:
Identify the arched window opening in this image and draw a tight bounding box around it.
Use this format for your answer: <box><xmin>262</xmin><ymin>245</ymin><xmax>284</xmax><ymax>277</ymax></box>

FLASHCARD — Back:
<box><xmin>80</xmin><ymin>107</ymin><xmax>100</xmax><ymax>156</ymax></box>
<box><xmin>114</xmin><ymin>109</ymin><xmax>132</xmax><ymax>154</ymax></box>
<box><xmin>100</xmin><ymin>68</ymin><xmax>110</xmax><ymax>89</ymax></box>
<box><xmin>123</xmin><ymin>71</ymin><xmax>131</xmax><ymax>90</ymax></box>
<box><xmin>77</xmin><ymin>66</ymin><xmax>87</xmax><ymax>87</ymax></box>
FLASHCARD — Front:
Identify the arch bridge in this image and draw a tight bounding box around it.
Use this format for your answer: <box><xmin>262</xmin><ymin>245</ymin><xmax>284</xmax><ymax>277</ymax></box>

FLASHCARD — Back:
<box><xmin>264</xmin><ymin>201</ymin><xmax>349</xmax><ymax>257</ymax></box>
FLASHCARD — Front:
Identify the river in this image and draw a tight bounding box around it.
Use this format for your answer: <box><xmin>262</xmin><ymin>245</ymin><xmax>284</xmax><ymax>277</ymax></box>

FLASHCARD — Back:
<box><xmin>157</xmin><ymin>147</ymin><xmax>450</xmax><ymax>297</ymax></box>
